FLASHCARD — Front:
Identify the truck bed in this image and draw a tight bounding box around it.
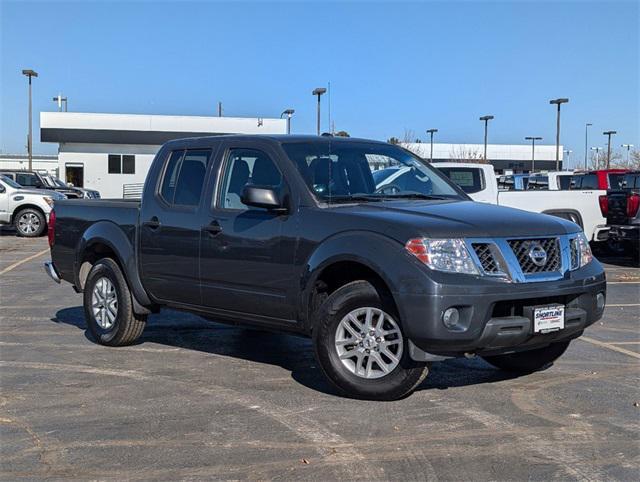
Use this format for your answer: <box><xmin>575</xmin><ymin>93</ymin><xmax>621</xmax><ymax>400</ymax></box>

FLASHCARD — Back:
<box><xmin>52</xmin><ymin>198</ymin><xmax>141</xmax><ymax>284</ymax></box>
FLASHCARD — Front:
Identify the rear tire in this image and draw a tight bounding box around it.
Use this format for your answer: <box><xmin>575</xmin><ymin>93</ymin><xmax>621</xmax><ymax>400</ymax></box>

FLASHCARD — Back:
<box><xmin>482</xmin><ymin>341</ymin><xmax>570</xmax><ymax>373</ymax></box>
<box><xmin>83</xmin><ymin>258</ymin><xmax>147</xmax><ymax>346</ymax></box>
<box><xmin>313</xmin><ymin>280</ymin><xmax>428</xmax><ymax>400</ymax></box>
<box><xmin>14</xmin><ymin>208</ymin><xmax>46</xmax><ymax>237</ymax></box>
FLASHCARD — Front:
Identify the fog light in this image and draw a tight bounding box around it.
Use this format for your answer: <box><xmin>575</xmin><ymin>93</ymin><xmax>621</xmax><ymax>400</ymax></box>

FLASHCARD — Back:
<box><xmin>442</xmin><ymin>308</ymin><xmax>460</xmax><ymax>329</ymax></box>
<box><xmin>596</xmin><ymin>292</ymin><xmax>605</xmax><ymax>311</ymax></box>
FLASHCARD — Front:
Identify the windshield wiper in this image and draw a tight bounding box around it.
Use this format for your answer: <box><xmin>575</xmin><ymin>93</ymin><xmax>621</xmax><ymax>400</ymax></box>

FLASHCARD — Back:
<box><xmin>325</xmin><ymin>194</ymin><xmax>387</xmax><ymax>204</ymax></box>
<box><xmin>378</xmin><ymin>193</ymin><xmax>450</xmax><ymax>200</ymax></box>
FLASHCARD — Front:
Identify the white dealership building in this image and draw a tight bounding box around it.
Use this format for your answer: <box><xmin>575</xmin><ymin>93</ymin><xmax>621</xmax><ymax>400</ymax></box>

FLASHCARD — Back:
<box><xmin>39</xmin><ymin>112</ymin><xmax>287</xmax><ymax>198</ymax></box>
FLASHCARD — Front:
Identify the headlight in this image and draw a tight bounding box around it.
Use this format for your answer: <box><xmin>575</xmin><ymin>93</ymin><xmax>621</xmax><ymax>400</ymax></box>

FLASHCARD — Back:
<box><xmin>405</xmin><ymin>238</ymin><xmax>479</xmax><ymax>275</ymax></box>
<box><xmin>572</xmin><ymin>232</ymin><xmax>593</xmax><ymax>269</ymax></box>
<box><xmin>43</xmin><ymin>196</ymin><xmax>54</xmax><ymax>207</ymax></box>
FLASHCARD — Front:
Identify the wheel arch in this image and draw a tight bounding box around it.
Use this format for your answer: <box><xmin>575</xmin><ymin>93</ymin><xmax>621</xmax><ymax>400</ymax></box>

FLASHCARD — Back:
<box><xmin>542</xmin><ymin>209</ymin><xmax>584</xmax><ymax>229</ymax></box>
<box><xmin>76</xmin><ymin>221</ymin><xmax>152</xmax><ymax>313</ymax></box>
<box><xmin>12</xmin><ymin>203</ymin><xmax>47</xmax><ymax>224</ymax></box>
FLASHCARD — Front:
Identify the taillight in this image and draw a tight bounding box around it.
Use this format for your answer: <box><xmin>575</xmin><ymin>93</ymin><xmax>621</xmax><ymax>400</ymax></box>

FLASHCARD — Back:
<box><xmin>627</xmin><ymin>194</ymin><xmax>640</xmax><ymax>218</ymax></box>
<box><xmin>48</xmin><ymin>209</ymin><xmax>56</xmax><ymax>247</ymax></box>
<box><xmin>598</xmin><ymin>195</ymin><xmax>608</xmax><ymax>217</ymax></box>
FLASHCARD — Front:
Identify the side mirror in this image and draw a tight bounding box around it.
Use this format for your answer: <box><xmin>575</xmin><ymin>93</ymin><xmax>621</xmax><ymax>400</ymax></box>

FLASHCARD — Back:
<box><xmin>0</xmin><ymin>185</ymin><xmax>5</xmax><ymax>193</ymax></box>
<box><xmin>67</xmin><ymin>182</ymin><xmax>74</xmax><ymax>188</ymax></box>
<box><xmin>241</xmin><ymin>185</ymin><xmax>287</xmax><ymax>213</ymax></box>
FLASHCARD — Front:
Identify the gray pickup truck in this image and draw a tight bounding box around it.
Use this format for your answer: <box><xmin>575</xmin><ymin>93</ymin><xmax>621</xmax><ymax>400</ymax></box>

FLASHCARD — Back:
<box><xmin>45</xmin><ymin>135</ymin><xmax>606</xmax><ymax>400</ymax></box>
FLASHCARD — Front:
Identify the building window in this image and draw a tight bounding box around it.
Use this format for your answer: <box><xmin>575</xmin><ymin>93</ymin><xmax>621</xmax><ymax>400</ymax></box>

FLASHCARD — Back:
<box><xmin>108</xmin><ymin>154</ymin><xmax>136</xmax><ymax>174</ymax></box>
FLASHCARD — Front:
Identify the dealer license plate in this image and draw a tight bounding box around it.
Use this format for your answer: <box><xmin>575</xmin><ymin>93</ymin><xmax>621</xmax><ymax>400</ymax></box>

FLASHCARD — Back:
<box><xmin>533</xmin><ymin>305</ymin><xmax>565</xmax><ymax>333</ymax></box>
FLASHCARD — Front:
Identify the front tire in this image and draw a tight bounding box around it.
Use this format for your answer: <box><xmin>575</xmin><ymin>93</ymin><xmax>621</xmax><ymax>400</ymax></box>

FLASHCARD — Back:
<box><xmin>14</xmin><ymin>208</ymin><xmax>46</xmax><ymax>237</ymax></box>
<box><xmin>83</xmin><ymin>258</ymin><xmax>147</xmax><ymax>346</ymax></box>
<box><xmin>482</xmin><ymin>341</ymin><xmax>570</xmax><ymax>373</ymax></box>
<box><xmin>313</xmin><ymin>281</ymin><xmax>428</xmax><ymax>400</ymax></box>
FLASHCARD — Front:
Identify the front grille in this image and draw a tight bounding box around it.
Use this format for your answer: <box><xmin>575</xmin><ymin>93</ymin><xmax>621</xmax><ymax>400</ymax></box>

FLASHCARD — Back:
<box><xmin>508</xmin><ymin>238</ymin><xmax>561</xmax><ymax>274</ymax></box>
<box><xmin>472</xmin><ymin>243</ymin><xmax>500</xmax><ymax>274</ymax></box>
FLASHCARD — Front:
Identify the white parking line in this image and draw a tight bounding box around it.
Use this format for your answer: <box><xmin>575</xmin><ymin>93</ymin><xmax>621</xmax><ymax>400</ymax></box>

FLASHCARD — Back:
<box><xmin>607</xmin><ymin>281</ymin><xmax>640</xmax><ymax>284</ymax></box>
<box><xmin>606</xmin><ymin>303</ymin><xmax>640</xmax><ymax>307</ymax></box>
<box><xmin>0</xmin><ymin>248</ymin><xmax>49</xmax><ymax>276</ymax></box>
<box><xmin>580</xmin><ymin>336</ymin><xmax>640</xmax><ymax>360</ymax></box>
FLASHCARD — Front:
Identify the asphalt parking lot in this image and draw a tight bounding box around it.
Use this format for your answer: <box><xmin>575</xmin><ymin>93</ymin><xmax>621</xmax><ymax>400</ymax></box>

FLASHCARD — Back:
<box><xmin>1</xmin><ymin>231</ymin><xmax>639</xmax><ymax>480</ymax></box>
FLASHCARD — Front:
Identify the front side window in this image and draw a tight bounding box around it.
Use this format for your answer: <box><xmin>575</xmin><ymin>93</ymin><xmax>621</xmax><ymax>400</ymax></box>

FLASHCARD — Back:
<box><xmin>282</xmin><ymin>141</ymin><xmax>462</xmax><ymax>203</ymax></box>
<box><xmin>16</xmin><ymin>173</ymin><xmax>40</xmax><ymax>187</ymax></box>
<box><xmin>220</xmin><ymin>149</ymin><xmax>283</xmax><ymax>210</ymax></box>
<box><xmin>159</xmin><ymin>149</ymin><xmax>211</xmax><ymax>206</ymax></box>
<box><xmin>437</xmin><ymin>167</ymin><xmax>485</xmax><ymax>194</ymax></box>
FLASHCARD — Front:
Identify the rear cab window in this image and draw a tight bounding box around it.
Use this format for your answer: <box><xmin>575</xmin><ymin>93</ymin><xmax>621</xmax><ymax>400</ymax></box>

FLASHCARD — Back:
<box><xmin>159</xmin><ymin>149</ymin><xmax>212</xmax><ymax>207</ymax></box>
<box><xmin>437</xmin><ymin>167</ymin><xmax>485</xmax><ymax>194</ymax></box>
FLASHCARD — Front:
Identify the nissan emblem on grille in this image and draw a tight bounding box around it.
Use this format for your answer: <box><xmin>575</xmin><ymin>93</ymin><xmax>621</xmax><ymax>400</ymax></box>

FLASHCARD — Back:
<box><xmin>528</xmin><ymin>243</ymin><xmax>548</xmax><ymax>267</ymax></box>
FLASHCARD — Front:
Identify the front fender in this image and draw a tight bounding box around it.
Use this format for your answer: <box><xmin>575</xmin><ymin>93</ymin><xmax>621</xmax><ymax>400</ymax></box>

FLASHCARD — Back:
<box><xmin>299</xmin><ymin>231</ymin><xmax>429</xmax><ymax>329</ymax></box>
<box><xmin>76</xmin><ymin>221</ymin><xmax>152</xmax><ymax>309</ymax></box>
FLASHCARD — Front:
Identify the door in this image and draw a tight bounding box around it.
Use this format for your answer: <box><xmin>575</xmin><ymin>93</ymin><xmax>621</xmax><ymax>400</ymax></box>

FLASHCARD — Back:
<box><xmin>139</xmin><ymin>148</ymin><xmax>213</xmax><ymax>305</ymax></box>
<box><xmin>0</xmin><ymin>181</ymin><xmax>9</xmax><ymax>223</ymax></box>
<box><xmin>65</xmin><ymin>164</ymin><xmax>84</xmax><ymax>188</ymax></box>
<box><xmin>199</xmin><ymin>142</ymin><xmax>296</xmax><ymax>321</ymax></box>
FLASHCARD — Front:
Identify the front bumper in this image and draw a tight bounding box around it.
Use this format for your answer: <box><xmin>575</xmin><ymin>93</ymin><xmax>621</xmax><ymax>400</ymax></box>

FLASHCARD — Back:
<box><xmin>398</xmin><ymin>262</ymin><xmax>606</xmax><ymax>358</ymax></box>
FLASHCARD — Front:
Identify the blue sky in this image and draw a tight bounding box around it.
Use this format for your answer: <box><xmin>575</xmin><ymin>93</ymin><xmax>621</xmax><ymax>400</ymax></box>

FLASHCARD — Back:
<box><xmin>1</xmin><ymin>0</ymin><xmax>638</xmax><ymax>167</ymax></box>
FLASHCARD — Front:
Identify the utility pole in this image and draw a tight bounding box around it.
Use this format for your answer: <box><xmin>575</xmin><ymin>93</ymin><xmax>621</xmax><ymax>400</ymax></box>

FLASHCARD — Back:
<box><xmin>22</xmin><ymin>69</ymin><xmax>38</xmax><ymax>171</ymax></box>
<box><xmin>603</xmin><ymin>130</ymin><xmax>617</xmax><ymax>168</ymax></box>
<box><xmin>312</xmin><ymin>87</ymin><xmax>327</xmax><ymax>135</ymax></box>
<box><xmin>426</xmin><ymin>128</ymin><xmax>438</xmax><ymax>162</ymax></box>
<box><xmin>525</xmin><ymin>136</ymin><xmax>542</xmax><ymax>172</ymax></box>
<box><xmin>218</xmin><ymin>102</ymin><xmax>223</xmax><ymax>117</ymax></box>
<box><xmin>584</xmin><ymin>123</ymin><xmax>592</xmax><ymax>170</ymax></box>
<box><xmin>280</xmin><ymin>109</ymin><xmax>295</xmax><ymax>135</ymax></box>
<box><xmin>549</xmin><ymin>98</ymin><xmax>569</xmax><ymax>170</ymax></box>
<box><xmin>479</xmin><ymin>115</ymin><xmax>494</xmax><ymax>161</ymax></box>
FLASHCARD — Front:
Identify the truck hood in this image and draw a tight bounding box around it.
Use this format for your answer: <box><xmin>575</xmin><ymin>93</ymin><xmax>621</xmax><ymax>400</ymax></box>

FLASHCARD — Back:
<box><xmin>16</xmin><ymin>188</ymin><xmax>65</xmax><ymax>199</ymax></box>
<box><xmin>337</xmin><ymin>200</ymin><xmax>580</xmax><ymax>239</ymax></box>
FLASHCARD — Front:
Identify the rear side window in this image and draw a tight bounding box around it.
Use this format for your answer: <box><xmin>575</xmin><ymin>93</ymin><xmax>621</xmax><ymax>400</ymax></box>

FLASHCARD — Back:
<box><xmin>557</xmin><ymin>175</ymin><xmax>572</xmax><ymax>190</ymax></box>
<box><xmin>571</xmin><ymin>174</ymin><xmax>598</xmax><ymax>190</ymax></box>
<box><xmin>437</xmin><ymin>167</ymin><xmax>484</xmax><ymax>193</ymax></box>
<box><xmin>16</xmin><ymin>173</ymin><xmax>40</xmax><ymax>187</ymax></box>
<box><xmin>160</xmin><ymin>149</ymin><xmax>212</xmax><ymax>206</ymax></box>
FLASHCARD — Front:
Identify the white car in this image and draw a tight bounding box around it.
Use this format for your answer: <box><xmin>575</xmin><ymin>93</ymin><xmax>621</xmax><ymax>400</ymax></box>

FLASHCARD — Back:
<box><xmin>434</xmin><ymin>163</ymin><xmax>608</xmax><ymax>242</ymax></box>
<box><xmin>0</xmin><ymin>175</ymin><xmax>65</xmax><ymax>237</ymax></box>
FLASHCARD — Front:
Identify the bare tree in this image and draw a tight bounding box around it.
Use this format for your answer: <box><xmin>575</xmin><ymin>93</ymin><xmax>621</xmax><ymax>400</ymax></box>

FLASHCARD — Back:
<box><xmin>448</xmin><ymin>145</ymin><xmax>487</xmax><ymax>163</ymax></box>
<box><xmin>402</xmin><ymin>129</ymin><xmax>416</xmax><ymax>144</ymax></box>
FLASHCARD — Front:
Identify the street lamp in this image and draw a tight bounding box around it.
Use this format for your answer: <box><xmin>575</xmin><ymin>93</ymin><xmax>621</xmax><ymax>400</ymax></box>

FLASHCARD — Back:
<box><xmin>603</xmin><ymin>130</ymin><xmax>617</xmax><ymax>168</ymax></box>
<box><xmin>549</xmin><ymin>98</ymin><xmax>569</xmax><ymax>170</ymax></box>
<box><xmin>525</xmin><ymin>136</ymin><xmax>542</xmax><ymax>172</ymax></box>
<box><xmin>53</xmin><ymin>93</ymin><xmax>68</xmax><ymax>112</ymax></box>
<box><xmin>590</xmin><ymin>147</ymin><xmax>602</xmax><ymax>169</ymax></box>
<box><xmin>426</xmin><ymin>128</ymin><xmax>438</xmax><ymax>162</ymax></box>
<box><xmin>563</xmin><ymin>149</ymin><xmax>572</xmax><ymax>170</ymax></box>
<box><xmin>584</xmin><ymin>123</ymin><xmax>592</xmax><ymax>169</ymax></box>
<box><xmin>479</xmin><ymin>115</ymin><xmax>494</xmax><ymax>161</ymax></box>
<box><xmin>622</xmin><ymin>144</ymin><xmax>634</xmax><ymax>163</ymax></box>
<box><xmin>22</xmin><ymin>69</ymin><xmax>38</xmax><ymax>171</ymax></box>
<box><xmin>312</xmin><ymin>87</ymin><xmax>327</xmax><ymax>136</ymax></box>
<box><xmin>280</xmin><ymin>108</ymin><xmax>295</xmax><ymax>134</ymax></box>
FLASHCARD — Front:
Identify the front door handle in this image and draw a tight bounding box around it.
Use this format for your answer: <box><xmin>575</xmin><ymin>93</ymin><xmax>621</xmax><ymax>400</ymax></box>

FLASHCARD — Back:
<box><xmin>143</xmin><ymin>216</ymin><xmax>161</xmax><ymax>230</ymax></box>
<box><xmin>202</xmin><ymin>220</ymin><xmax>222</xmax><ymax>236</ymax></box>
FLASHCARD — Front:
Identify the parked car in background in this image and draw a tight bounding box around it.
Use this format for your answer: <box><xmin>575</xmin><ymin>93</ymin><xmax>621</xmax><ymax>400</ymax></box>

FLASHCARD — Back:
<box><xmin>497</xmin><ymin>173</ymin><xmax>529</xmax><ymax>191</ymax></box>
<box><xmin>45</xmin><ymin>135</ymin><xmax>606</xmax><ymax>400</ymax></box>
<box><xmin>570</xmin><ymin>169</ymin><xmax>629</xmax><ymax>191</ymax></box>
<box><xmin>40</xmin><ymin>173</ymin><xmax>101</xmax><ymax>199</ymax></box>
<box><xmin>435</xmin><ymin>163</ymin><xmax>609</xmax><ymax>242</ymax></box>
<box><xmin>526</xmin><ymin>171</ymin><xmax>575</xmax><ymax>191</ymax></box>
<box><xmin>0</xmin><ymin>175</ymin><xmax>65</xmax><ymax>237</ymax></box>
<box><xmin>599</xmin><ymin>171</ymin><xmax>640</xmax><ymax>259</ymax></box>
<box><xmin>0</xmin><ymin>169</ymin><xmax>82</xmax><ymax>199</ymax></box>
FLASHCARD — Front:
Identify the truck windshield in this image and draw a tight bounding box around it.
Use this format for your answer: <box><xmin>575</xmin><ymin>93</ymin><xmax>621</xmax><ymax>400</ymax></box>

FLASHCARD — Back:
<box><xmin>281</xmin><ymin>141</ymin><xmax>463</xmax><ymax>203</ymax></box>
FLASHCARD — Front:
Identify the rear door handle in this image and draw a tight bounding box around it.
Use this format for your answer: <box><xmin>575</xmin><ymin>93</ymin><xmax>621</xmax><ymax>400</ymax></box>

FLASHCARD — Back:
<box><xmin>202</xmin><ymin>221</ymin><xmax>222</xmax><ymax>236</ymax></box>
<box><xmin>143</xmin><ymin>216</ymin><xmax>161</xmax><ymax>230</ymax></box>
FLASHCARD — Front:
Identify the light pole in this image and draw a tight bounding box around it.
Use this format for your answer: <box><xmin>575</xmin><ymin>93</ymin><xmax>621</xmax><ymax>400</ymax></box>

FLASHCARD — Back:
<box><xmin>525</xmin><ymin>136</ymin><xmax>542</xmax><ymax>172</ymax></box>
<box><xmin>549</xmin><ymin>98</ymin><xmax>569</xmax><ymax>170</ymax></box>
<box><xmin>479</xmin><ymin>115</ymin><xmax>494</xmax><ymax>161</ymax></box>
<box><xmin>426</xmin><ymin>128</ymin><xmax>438</xmax><ymax>162</ymax></box>
<box><xmin>563</xmin><ymin>149</ymin><xmax>572</xmax><ymax>170</ymax></box>
<box><xmin>22</xmin><ymin>69</ymin><xmax>38</xmax><ymax>171</ymax></box>
<box><xmin>590</xmin><ymin>147</ymin><xmax>602</xmax><ymax>168</ymax></box>
<box><xmin>621</xmin><ymin>144</ymin><xmax>634</xmax><ymax>163</ymax></box>
<box><xmin>53</xmin><ymin>93</ymin><xmax>68</xmax><ymax>112</ymax></box>
<box><xmin>584</xmin><ymin>123</ymin><xmax>592</xmax><ymax>169</ymax></box>
<box><xmin>312</xmin><ymin>87</ymin><xmax>327</xmax><ymax>135</ymax></box>
<box><xmin>280</xmin><ymin>109</ymin><xmax>295</xmax><ymax>134</ymax></box>
<box><xmin>603</xmin><ymin>130</ymin><xmax>617</xmax><ymax>168</ymax></box>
